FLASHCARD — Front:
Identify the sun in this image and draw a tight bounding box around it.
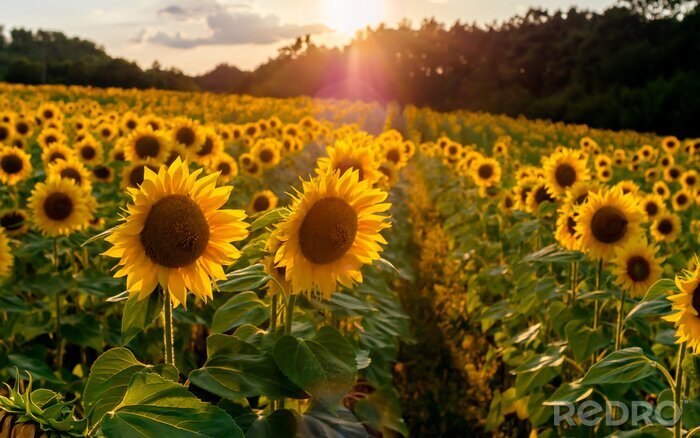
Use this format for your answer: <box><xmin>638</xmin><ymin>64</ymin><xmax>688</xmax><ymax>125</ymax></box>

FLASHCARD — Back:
<box><xmin>324</xmin><ymin>0</ymin><xmax>382</xmax><ymax>33</ymax></box>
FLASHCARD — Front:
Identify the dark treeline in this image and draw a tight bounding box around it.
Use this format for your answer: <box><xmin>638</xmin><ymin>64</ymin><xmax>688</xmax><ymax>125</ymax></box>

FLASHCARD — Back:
<box><xmin>1</xmin><ymin>1</ymin><xmax>699</xmax><ymax>136</ymax></box>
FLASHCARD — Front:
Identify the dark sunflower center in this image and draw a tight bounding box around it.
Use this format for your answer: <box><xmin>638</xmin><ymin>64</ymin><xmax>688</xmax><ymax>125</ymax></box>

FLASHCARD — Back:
<box><xmin>478</xmin><ymin>164</ymin><xmax>494</xmax><ymax>180</ymax></box>
<box><xmin>198</xmin><ymin>138</ymin><xmax>214</xmax><ymax>156</ymax></box>
<box><xmin>148</xmin><ymin>121</ymin><xmax>160</xmax><ymax>131</ymax></box>
<box><xmin>114</xmin><ymin>151</ymin><xmax>125</xmax><ymax>162</ymax></box>
<box><xmin>241</xmin><ymin>156</ymin><xmax>252</xmax><ymax>167</ymax></box>
<box><xmin>692</xmin><ymin>285</ymin><xmax>700</xmax><ymax>315</ymax></box>
<box><xmin>259</xmin><ymin>149</ymin><xmax>274</xmax><ymax>163</ymax></box>
<box><xmin>247</xmin><ymin>163</ymin><xmax>259</xmax><ymax>174</ymax></box>
<box><xmin>43</xmin><ymin>192</ymin><xmax>74</xmax><ymax>221</ymax></box>
<box><xmin>176</xmin><ymin>127</ymin><xmax>196</xmax><ymax>147</ymax></box>
<box><xmin>336</xmin><ymin>157</ymin><xmax>364</xmax><ymax>181</ymax></box>
<box><xmin>1</xmin><ymin>212</ymin><xmax>25</xmax><ymax>231</ymax></box>
<box><xmin>93</xmin><ymin>166</ymin><xmax>111</xmax><ymax>179</ymax></box>
<box><xmin>299</xmin><ymin>197</ymin><xmax>359</xmax><ymax>264</ymax></box>
<box><xmin>46</xmin><ymin>135</ymin><xmax>57</xmax><ymax>145</ymax></box>
<box><xmin>686</xmin><ymin>176</ymin><xmax>697</xmax><ymax>186</ymax></box>
<box><xmin>520</xmin><ymin>187</ymin><xmax>532</xmax><ymax>203</ymax></box>
<box><xmin>101</xmin><ymin>129</ymin><xmax>111</xmax><ymax>138</ymax></box>
<box><xmin>670</xmin><ymin>168</ymin><xmax>680</xmax><ymax>179</ymax></box>
<box><xmin>677</xmin><ymin>194</ymin><xmax>689</xmax><ymax>205</ymax></box>
<box><xmin>0</xmin><ymin>127</ymin><xmax>9</xmax><ymax>141</ymax></box>
<box><xmin>81</xmin><ymin>146</ymin><xmax>96</xmax><ymax>160</ymax></box>
<box><xmin>60</xmin><ymin>168</ymin><xmax>82</xmax><ymax>185</ymax></box>
<box><xmin>567</xmin><ymin>216</ymin><xmax>577</xmax><ymax>235</ymax></box>
<box><xmin>534</xmin><ymin>186</ymin><xmax>553</xmax><ymax>205</ymax></box>
<box><xmin>218</xmin><ymin>162</ymin><xmax>231</xmax><ymax>175</ymax></box>
<box><xmin>16</xmin><ymin>122</ymin><xmax>28</xmax><ymax>135</ymax></box>
<box><xmin>49</xmin><ymin>152</ymin><xmax>65</xmax><ymax>163</ymax></box>
<box><xmin>386</xmin><ymin>148</ymin><xmax>401</xmax><ymax>164</ymax></box>
<box><xmin>1</xmin><ymin>154</ymin><xmax>23</xmax><ymax>174</ymax></box>
<box><xmin>626</xmin><ymin>256</ymin><xmax>651</xmax><ymax>282</ymax></box>
<box><xmin>253</xmin><ymin>195</ymin><xmax>271</xmax><ymax>212</ymax></box>
<box><xmin>505</xmin><ymin>196</ymin><xmax>514</xmax><ymax>209</ymax></box>
<box><xmin>645</xmin><ymin>202</ymin><xmax>658</xmax><ymax>216</ymax></box>
<box><xmin>658</xmin><ymin>219</ymin><xmax>673</xmax><ymax>235</ymax></box>
<box><xmin>555</xmin><ymin>163</ymin><xmax>577</xmax><ymax>187</ymax></box>
<box><xmin>448</xmin><ymin>146</ymin><xmax>458</xmax><ymax>155</ymax></box>
<box><xmin>44</xmin><ymin>110</ymin><xmax>53</xmax><ymax>119</ymax></box>
<box><xmin>140</xmin><ymin>194</ymin><xmax>210</xmax><ymax>268</ymax></box>
<box><xmin>591</xmin><ymin>206</ymin><xmax>628</xmax><ymax>244</ymax></box>
<box><xmin>127</xmin><ymin>120</ymin><xmax>137</xmax><ymax>129</ymax></box>
<box><xmin>575</xmin><ymin>193</ymin><xmax>588</xmax><ymax>205</ymax></box>
<box><xmin>135</xmin><ymin>135</ymin><xmax>161</xmax><ymax>158</ymax></box>
<box><xmin>128</xmin><ymin>165</ymin><xmax>148</xmax><ymax>187</ymax></box>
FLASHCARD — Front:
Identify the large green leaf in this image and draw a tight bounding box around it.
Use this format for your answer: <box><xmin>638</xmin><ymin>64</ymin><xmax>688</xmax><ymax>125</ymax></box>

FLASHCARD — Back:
<box><xmin>565</xmin><ymin>320</ymin><xmax>608</xmax><ymax>362</ymax></box>
<box><xmin>121</xmin><ymin>291</ymin><xmax>163</xmax><ymax>345</ymax></box>
<box><xmin>544</xmin><ymin>381</ymin><xmax>593</xmax><ymax>406</ymax></box>
<box><xmin>189</xmin><ymin>334</ymin><xmax>302</xmax><ymax>400</ymax></box>
<box><xmin>100</xmin><ymin>372</ymin><xmax>242</xmax><ymax>438</ymax></box>
<box><xmin>581</xmin><ymin>347</ymin><xmax>657</xmax><ymax>386</ymax></box>
<box><xmin>211</xmin><ymin>292</ymin><xmax>269</xmax><ymax>334</ymax></box>
<box><xmin>218</xmin><ymin>264</ymin><xmax>270</xmax><ymax>293</ymax></box>
<box><xmin>625</xmin><ymin>278</ymin><xmax>676</xmax><ymax>321</ymax></box>
<box><xmin>273</xmin><ymin>326</ymin><xmax>357</xmax><ymax>410</ymax></box>
<box><xmin>83</xmin><ymin>347</ymin><xmax>178</xmax><ymax>427</ymax></box>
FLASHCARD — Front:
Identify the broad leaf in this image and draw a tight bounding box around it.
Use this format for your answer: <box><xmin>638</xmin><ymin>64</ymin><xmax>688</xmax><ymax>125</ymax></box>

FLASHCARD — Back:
<box><xmin>211</xmin><ymin>292</ymin><xmax>268</xmax><ymax>334</ymax></box>
<box><xmin>581</xmin><ymin>347</ymin><xmax>656</xmax><ymax>386</ymax></box>
<box><xmin>121</xmin><ymin>292</ymin><xmax>162</xmax><ymax>345</ymax></box>
<box><xmin>565</xmin><ymin>321</ymin><xmax>608</xmax><ymax>362</ymax></box>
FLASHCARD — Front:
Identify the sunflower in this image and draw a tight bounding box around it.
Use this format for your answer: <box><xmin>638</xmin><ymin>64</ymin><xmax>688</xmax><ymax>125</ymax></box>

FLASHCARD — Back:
<box><xmin>96</xmin><ymin>122</ymin><xmax>118</xmax><ymax>142</ymax></box>
<box><xmin>471</xmin><ymin>157</ymin><xmax>501</xmax><ymax>188</ymax></box>
<box><xmin>239</xmin><ymin>153</ymin><xmax>254</xmax><ymax>169</ymax></box>
<box><xmin>641</xmin><ymin>194</ymin><xmax>666</xmax><ymax>221</ymax></box>
<box><xmin>543</xmin><ymin>149</ymin><xmax>589</xmax><ymax>197</ymax></box>
<box><xmin>37</xmin><ymin>103</ymin><xmax>62</xmax><ymax>124</ymax></box>
<box><xmin>663</xmin><ymin>260</ymin><xmax>700</xmax><ymax>350</ymax></box>
<box><xmin>682</xmin><ymin>170</ymin><xmax>699</xmax><ymax>192</ymax></box>
<box><xmin>650</xmin><ymin>213</ymin><xmax>681</xmax><ymax>243</ymax></box>
<box><xmin>273</xmin><ymin>169</ymin><xmax>390</xmax><ymax>298</ymax></box>
<box><xmin>41</xmin><ymin>143</ymin><xmax>75</xmax><ymax>167</ymax></box>
<box><xmin>37</xmin><ymin>128</ymin><xmax>66</xmax><ymax>149</ymax></box>
<box><xmin>0</xmin><ymin>209</ymin><xmax>29</xmax><ymax>237</ymax></box>
<box><xmin>251</xmin><ymin>140</ymin><xmax>281</xmax><ymax>169</ymax></box>
<box><xmin>171</xmin><ymin>118</ymin><xmax>204</xmax><ymax>154</ymax></box>
<box><xmin>122</xmin><ymin>161</ymin><xmax>162</xmax><ymax>188</ymax></box>
<box><xmin>48</xmin><ymin>158</ymin><xmax>93</xmax><ymax>192</ymax></box>
<box><xmin>210</xmin><ymin>154</ymin><xmax>238</xmax><ymax>184</ymax></box>
<box><xmin>596</xmin><ymin>167</ymin><xmax>613</xmax><ymax>182</ymax></box>
<box><xmin>645</xmin><ymin>168</ymin><xmax>659</xmax><ymax>183</ymax></box>
<box><xmin>0</xmin><ymin>146</ymin><xmax>32</xmax><ymax>185</ymax></box>
<box><xmin>103</xmin><ymin>158</ymin><xmax>249</xmax><ymax>307</ymax></box>
<box><xmin>665</xmin><ymin>165</ymin><xmax>683</xmax><ymax>183</ymax></box>
<box><xmin>92</xmin><ymin>165</ymin><xmax>114</xmax><ymax>183</ymax></box>
<box><xmin>0</xmin><ymin>122</ymin><xmax>14</xmax><ymax>144</ymax></box>
<box><xmin>661</xmin><ymin>136</ymin><xmax>680</xmax><ymax>155</ymax></box>
<box><xmin>564</xmin><ymin>181</ymin><xmax>600</xmax><ymax>210</ymax></box>
<box><xmin>75</xmin><ymin>137</ymin><xmax>104</xmax><ymax>165</ymax></box>
<box><xmin>526</xmin><ymin>181</ymin><xmax>555</xmax><ymax>214</ymax></box>
<box><xmin>556</xmin><ymin>208</ymin><xmax>581</xmax><ymax>251</ymax></box>
<box><xmin>0</xmin><ymin>227</ymin><xmax>12</xmax><ymax>279</ymax></box>
<box><xmin>501</xmin><ymin>191</ymin><xmax>516</xmax><ymax>213</ymax></box>
<box><xmin>315</xmin><ymin>138</ymin><xmax>382</xmax><ymax>185</ymax></box>
<box><xmin>653</xmin><ymin>181</ymin><xmax>671</xmax><ymax>200</ymax></box>
<box><xmin>611</xmin><ymin>239</ymin><xmax>664</xmax><ymax>297</ymax></box>
<box><xmin>120</xmin><ymin>112</ymin><xmax>141</xmax><ymax>132</ymax></box>
<box><xmin>377</xmin><ymin>162</ymin><xmax>399</xmax><ymax>188</ymax></box>
<box><xmin>194</xmin><ymin>129</ymin><xmax>224</xmax><ymax>165</ymax></box>
<box><xmin>595</xmin><ymin>155</ymin><xmax>612</xmax><ymax>169</ymax></box>
<box><xmin>28</xmin><ymin>177</ymin><xmax>93</xmax><ymax>236</ymax></box>
<box><xmin>672</xmin><ymin>189</ymin><xmax>693</xmax><ymax>212</ymax></box>
<box><xmin>124</xmin><ymin>127</ymin><xmax>170</xmax><ymax>163</ymax></box>
<box><xmin>248</xmin><ymin>190</ymin><xmax>279</xmax><ymax>216</ymax></box>
<box><xmin>382</xmin><ymin>142</ymin><xmax>407</xmax><ymax>168</ymax></box>
<box><xmin>514</xmin><ymin>177</ymin><xmax>538</xmax><ymax>211</ymax></box>
<box><xmin>576</xmin><ymin>187</ymin><xmax>644</xmax><ymax>261</ymax></box>
<box><xmin>142</xmin><ymin>115</ymin><xmax>165</xmax><ymax>132</ymax></box>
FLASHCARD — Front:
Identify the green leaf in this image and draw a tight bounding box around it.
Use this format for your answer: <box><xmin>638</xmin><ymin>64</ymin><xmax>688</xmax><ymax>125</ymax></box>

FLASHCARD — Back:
<box><xmin>61</xmin><ymin>314</ymin><xmax>104</xmax><ymax>351</ymax></box>
<box><xmin>273</xmin><ymin>326</ymin><xmax>357</xmax><ymax>410</ymax></box>
<box><xmin>581</xmin><ymin>347</ymin><xmax>656</xmax><ymax>386</ymax></box>
<box><xmin>212</xmin><ymin>292</ymin><xmax>269</xmax><ymax>334</ymax></box>
<box><xmin>521</xmin><ymin>244</ymin><xmax>583</xmax><ymax>264</ymax></box>
<box><xmin>683</xmin><ymin>398</ymin><xmax>700</xmax><ymax>429</ymax></box>
<box><xmin>84</xmin><ymin>347</ymin><xmax>178</xmax><ymax>427</ymax></box>
<box><xmin>544</xmin><ymin>381</ymin><xmax>593</xmax><ymax>406</ymax></box>
<box><xmin>565</xmin><ymin>321</ymin><xmax>609</xmax><ymax>362</ymax></box>
<box><xmin>100</xmin><ymin>372</ymin><xmax>242</xmax><ymax>438</ymax></box>
<box><xmin>626</xmin><ymin>278</ymin><xmax>676</xmax><ymax>321</ymax></box>
<box><xmin>514</xmin><ymin>345</ymin><xmax>566</xmax><ymax>374</ymax></box>
<box><xmin>121</xmin><ymin>291</ymin><xmax>163</xmax><ymax>345</ymax></box>
<box><xmin>219</xmin><ymin>264</ymin><xmax>270</xmax><ymax>293</ymax></box>
<box><xmin>683</xmin><ymin>353</ymin><xmax>700</xmax><ymax>383</ymax></box>
<box><xmin>245</xmin><ymin>409</ymin><xmax>296</xmax><ymax>438</ymax></box>
<box><xmin>189</xmin><ymin>334</ymin><xmax>302</xmax><ymax>400</ymax></box>
<box><xmin>250</xmin><ymin>209</ymin><xmax>284</xmax><ymax>232</ymax></box>
<box><xmin>353</xmin><ymin>386</ymin><xmax>408</xmax><ymax>437</ymax></box>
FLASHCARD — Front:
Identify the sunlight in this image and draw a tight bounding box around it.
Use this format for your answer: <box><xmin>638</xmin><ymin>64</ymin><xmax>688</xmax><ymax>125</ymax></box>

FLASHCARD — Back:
<box><xmin>323</xmin><ymin>0</ymin><xmax>382</xmax><ymax>33</ymax></box>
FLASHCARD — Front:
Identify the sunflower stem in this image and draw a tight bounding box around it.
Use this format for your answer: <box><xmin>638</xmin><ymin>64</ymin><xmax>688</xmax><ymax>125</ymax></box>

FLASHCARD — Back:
<box><xmin>614</xmin><ymin>288</ymin><xmax>627</xmax><ymax>350</ymax></box>
<box><xmin>569</xmin><ymin>261</ymin><xmax>578</xmax><ymax>306</ymax></box>
<box><xmin>593</xmin><ymin>259</ymin><xmax>603</xmax><ymax>330</ymax></box>
<box><xmin>674</xmin><ymin>343</ymin><xmax>687</xmax><ymax>438</ymax></box>
<box><xmin>163</xmin><ymin>288</ymin><xmax>175</xmax><ymax>366</ymax></box>
<box><xmin>53</xmin><ymin>238</ymin><xmax>64</xmax><ymax>369</ymax></box>
<box><xmin>270</xmin><ymin>294</ymin><xmax>278</xmax><ymax>333</ymax></box>
<box><xmin>284</xmin><ymin>294</ymin><xmax>296</xmax><ymax>336</ymax></box>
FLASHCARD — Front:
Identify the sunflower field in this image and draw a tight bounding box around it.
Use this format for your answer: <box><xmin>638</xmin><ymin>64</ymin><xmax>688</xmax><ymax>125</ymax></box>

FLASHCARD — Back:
<box><xmin>0</xmin><ymin>82</ymin><xmax>700</xmax><ymax>437</ymax></box>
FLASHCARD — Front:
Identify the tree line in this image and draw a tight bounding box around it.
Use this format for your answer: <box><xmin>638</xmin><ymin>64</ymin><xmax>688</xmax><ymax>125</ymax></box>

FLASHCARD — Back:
<box><xmin>1</xmin><ymin>1</ymin><xmax>699</xmax><ymax>136</ymax></box>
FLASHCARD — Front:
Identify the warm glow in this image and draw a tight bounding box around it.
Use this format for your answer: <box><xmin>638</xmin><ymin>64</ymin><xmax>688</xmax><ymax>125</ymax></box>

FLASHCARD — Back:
<box><xmin>323</xmin><ymin>0</ymin><xmax>383</xmax><ymax>33</ymax></box>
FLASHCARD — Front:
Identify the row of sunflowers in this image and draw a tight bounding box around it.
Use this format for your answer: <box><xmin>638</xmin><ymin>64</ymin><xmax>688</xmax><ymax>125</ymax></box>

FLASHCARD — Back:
<box><xmin>0</xmin><ymin>82</ymin><xmax>699</xmax><ymax>436</ymax></box>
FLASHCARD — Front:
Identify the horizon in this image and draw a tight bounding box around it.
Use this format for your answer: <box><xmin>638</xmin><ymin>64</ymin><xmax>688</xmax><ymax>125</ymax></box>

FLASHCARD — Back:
<box><xmin>2</xmin><ymin>0</ymin><xmax>614</xmax><ymax>75</ymax></box>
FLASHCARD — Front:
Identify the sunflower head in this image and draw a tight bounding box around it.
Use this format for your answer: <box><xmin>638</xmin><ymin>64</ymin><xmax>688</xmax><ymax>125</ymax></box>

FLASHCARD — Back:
<box><xmin>0</xmin><ymin>227</ymin><xmax>13</xmax><ymax>279</ymax></box>
<box><xmin>124</xmin><ymin>127</ymin><xmax>171</xmax><ymax>164</ymax></box>
<box><xmin>641</xmin><ymin>194</ymin><xmax>666</xmax><ymax>221</ymax></box>
<box><xmin>248</xmin><ymin>190</ymin><xmax>279</xmax><ymax>216</ymax></box>
<box><xmin>75</xmin><ymin>137</ymin><xmax>104</xmax><ymax>165</ymax></box>
<box><xmin>664</xmin><ymin>259</ymin><xmax>700</xmax><ymax>350</ymax></box>
<box><xmin>315</xmin><ymin>136</ymin><xmax>382</xmax><ymax>185</ymax></box>
<box><xmin>576</xmin><ymin>187</ymin><xmax>644</xmax><ymax>261</ymax></box>
<box><xmin>274</xmin><ymin>169</ymin><xmax>391</xmax><ymax>299</ymax></box>
<box><xmin>104</xmin><ymin>158</ymin><xmax>249</xmax><ymax>307</ymax></box>
<box><xmin>48</xmin><ymin>158</ymin><xmax>93</xmax><ymax>192</ymax></box>
<box><xmin>28</xmin><ymin>177</ymin><xmax>94</xmax><ymax>236</ymax></box>
<box><xmin>543</xmin><ymin>148</ymin><xmax>589</xmax><ymax>197</ymax></box>
<box><xmin>611</xmin><ymin>239</ymin><xmax>664</xmax><ymax>297</ymax></box>
<box><xmin>471</xmin><ymin>157</ymin><xmax>502</xmax><ymax>188</ymax></box>
<box><xmin>672</xmin><ymin>189</ymin><xmax>693</xmax><ymax>212</ymax></box>
<box><xmin>0</xmin><ymin>146</ymin><xmax>33</xmax><ymax>186</ymax></box>
<box><xmin>555</xmin><ymin>208</ymin><xmax>581</xmax><ymax>251</ymax></box>
<box><xmin>0</xmin><ymin>209</ymin><xmax>29</xmax><ymax>237</ymax></box>
<box><xmin>210</xmin><ymin>154</ymin><xmax>238</xmax><ymax>184</ymax></box>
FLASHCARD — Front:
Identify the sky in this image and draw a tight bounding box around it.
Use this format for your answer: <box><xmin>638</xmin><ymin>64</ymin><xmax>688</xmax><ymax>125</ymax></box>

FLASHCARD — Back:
<box><xmin>0</xmin><ymin>0</ymin><xmax>615</xmax><ymax>75</ymax></box>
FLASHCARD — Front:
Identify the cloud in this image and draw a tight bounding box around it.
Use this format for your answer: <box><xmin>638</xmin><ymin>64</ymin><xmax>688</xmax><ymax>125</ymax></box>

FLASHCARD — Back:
<box><xmin>141</xmin><ymin>2</ymin><xmax>330</xmax><ymax>47</ymax></box>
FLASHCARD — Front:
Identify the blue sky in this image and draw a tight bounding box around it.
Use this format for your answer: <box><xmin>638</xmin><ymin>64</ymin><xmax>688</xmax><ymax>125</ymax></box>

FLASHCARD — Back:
<box><xmin>1</xmin><ymin>0</ymin><xmax>614</xmax><ymax>74</ymax></box>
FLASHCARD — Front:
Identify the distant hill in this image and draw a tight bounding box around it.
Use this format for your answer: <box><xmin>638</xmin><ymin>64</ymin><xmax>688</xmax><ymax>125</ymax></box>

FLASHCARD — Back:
<box><xmin>2</xmin><ymin>1</ymin><xmax>700</xmax><ymax>136</ymax></box>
